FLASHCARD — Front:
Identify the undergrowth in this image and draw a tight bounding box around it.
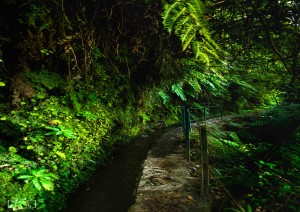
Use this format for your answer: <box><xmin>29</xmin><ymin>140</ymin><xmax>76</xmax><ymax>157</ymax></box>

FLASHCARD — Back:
<box><xmin>0</xmin><ymin>69</ymin><xmax>175</xmax><ymax>211</ymax></box>
<box><xmin>190</xmin><ymin>104</ymin><xmax>300</xmax><ymax>211</ymax></box>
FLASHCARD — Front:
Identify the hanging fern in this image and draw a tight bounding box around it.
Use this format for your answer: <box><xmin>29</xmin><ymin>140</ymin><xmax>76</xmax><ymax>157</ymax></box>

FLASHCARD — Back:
<box><xmin>158</xmin><ymin>90</ymin><xmax>171</xmax><ymax>105</ymax></box>
<box><xmin>171</xmin><ymin>82</ymin><xmax>186</xmax><ymax>101</ymax></box>
<box><xmin>188</xmin><ymin>67</ymin><xmax>227</xmax><ymax>97</ymax></box>
<box><xmin>163</xmin><ymin>0</ymin><xmax>219</xmax><ymax>64</ymax></box>
<box><xmin>187</xmin><ymin>77</ymin><xmax>201</xmax><ymax>92</ymax></box>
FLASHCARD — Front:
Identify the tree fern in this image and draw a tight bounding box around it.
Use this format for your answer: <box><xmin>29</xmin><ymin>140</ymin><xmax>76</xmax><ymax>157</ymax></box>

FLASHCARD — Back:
<box><xmin>163</xmin><ymin>0</ymin><xmax>219</xmax><ymax>64</ymax></box>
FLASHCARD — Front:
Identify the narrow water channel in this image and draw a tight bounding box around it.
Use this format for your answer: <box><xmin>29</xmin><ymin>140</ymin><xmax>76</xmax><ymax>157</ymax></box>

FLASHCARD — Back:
<box><xmin>64</xmin><ymin>129</ymin><xmax>166</xmax><ymax>212</ymax></box>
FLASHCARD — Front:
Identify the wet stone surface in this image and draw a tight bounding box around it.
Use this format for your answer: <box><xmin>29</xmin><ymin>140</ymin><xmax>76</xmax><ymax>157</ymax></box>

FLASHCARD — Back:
<box><xmin>128</xmin><ymin>127</ymin><xmax>202</xmax><ymax>212</ymax></box>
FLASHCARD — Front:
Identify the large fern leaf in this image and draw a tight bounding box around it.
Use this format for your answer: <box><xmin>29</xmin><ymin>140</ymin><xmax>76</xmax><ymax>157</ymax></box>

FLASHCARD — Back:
<box><xmin>187</xmin><ymin>77</ymin><xmax>202</xmax><ymax>92</ymax></box>
<box><xmin>181</xmin><ymin>25</ymin><xmax>196</xmax><ymax>50</ymax></box>
<box><xmin>162</xmin><ymin>0</ymin><xmax>219</xmax><ymax>63</ymax></box>
<box><xmin>158</xmin><ymin>90</ymin><xmax>171</xmax><ymax>105</ymax></box>
<box><xmin>163</xmin><ymin>2</ymin><xmax>182</xmax><ymax>33</ymax></box>
<box><xmin>172</xmin><ymin>82</ymin><xmax>186</xmax><ymax>101</ymax></box>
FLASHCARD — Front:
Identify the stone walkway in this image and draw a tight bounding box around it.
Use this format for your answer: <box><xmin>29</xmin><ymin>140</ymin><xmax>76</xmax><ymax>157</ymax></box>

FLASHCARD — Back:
<box><xmin>128</xmin><ymin>127</ymin><xmax>202</xmax><ymax>212</ymax></box>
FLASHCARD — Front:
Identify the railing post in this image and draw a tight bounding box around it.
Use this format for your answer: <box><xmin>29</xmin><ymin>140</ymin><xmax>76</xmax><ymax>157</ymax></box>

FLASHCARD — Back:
<box><xmin>200</xmin><ymin>125</ymin><xmax>210</xmax><ymax>210</ymax></box>
<box><xmin>186</xmin><ymin>109</ymin><xmax>191</xmax><ymax>162</ymax></box>
<box><xmin>181</xmin><ymin>106</ymin><xmax>191</xmax><ymax>161</ymax></box>
<box><xmin>182</xmin><ymin>106</ymin><xmax>186</xmax><ymax>141</ymax></box>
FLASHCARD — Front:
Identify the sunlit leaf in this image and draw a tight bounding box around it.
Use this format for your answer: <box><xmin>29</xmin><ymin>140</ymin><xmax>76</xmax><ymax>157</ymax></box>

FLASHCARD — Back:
<box><xmin>32</xmin><ymin>178</ymin><xmax>42</xmax><ymax>190</ymax></box>
<box><xmin>40</xmin><ymin>178</ymin><xmax>54</xmax><ymax>191</ymax></box>
<box><xmin>17</xmin><ymin>175</ymin><xmax>34</xmax><ymax>180</ymax></box>
<box><xmin>56</xmin><ymin>151</ymin><xmax>66</xmax><ymax>159</ymax></box>
<box><xmin>8</xmin><ymin>147</ymin><xmax>17</xmax><ymax>153</ymax></box>
<box><xmin>26</xmin><ymin>145</ymin><xmax>34</xmax><ymax>150</ymax></box>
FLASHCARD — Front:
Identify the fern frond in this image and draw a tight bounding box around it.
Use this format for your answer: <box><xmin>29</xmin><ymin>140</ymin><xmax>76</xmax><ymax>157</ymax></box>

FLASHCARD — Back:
<box><xmin>202</xmin><ymin>78</ymin><xmax>216</xmax><ymax>91</ymax></box>
<box><xmin>236</xmin><ymin>80</ymin><xmax>257</xmax><ymax>92</ymax></box>
<box><xmin>186</xmin><ymin>3</ymin><xmax>198</xmax><ymax>16</ymax></box>
<box><xmin>162</xmin><ymin>0</ymin><xmax>219</xmax><ymax>61</ymax></box>
<box><xmin>203</xmin><ymin>43</ymin><xmax>219</xmax><ymax>59</ymax></box>
<box><xmin>170</xmin><ymin>7</ymin><xmax>187</xmax><ymax>31</ymax></box>
<box><xmin>158</xmin><ymin>90</ymin><xmax>171</xmax><ymax>105</ymax></box>
<box><xmin>191</xmin><ymin>69</ymin><xmax>205</xmax><ymax>79</ymax></box>
<box><xmin>210</xmin><ymin>68</ymin><xmax>226</xmax><ymax>81</ymax></box>
<box><xmin>187</xmin><ymin>0</ymin><xmax>204</xmax><ymax>21</ymax></box>
<box><xmin>193</xmin><ymin>41</ymin><xmax>201</xmax><ymax>58</ymax></box>
<box><xmin>163</xmin><ymin>2</ymin><xmax>181</xmax><ymax>33</ymax></box>
<box><xmin>193</xmin><ymin>42</ymin><xmax>210</xmax><ymax>64</ymax></box>
<box><xmin>192</xmin><ymin>102</ymin><xmax>204</xmax><ymax>110</ymax></box>
<box><xmin>189</xmin><ymin>67</ymin><xmax>227</xmax><ymax>96</ymax></box>
<box><xmin>172</xmin><ymin>82</ymin><xmax>186</xmax><ymax>101</ymax></box>
<box><xmin>184</xmin><ymin>89</ymin><xmax>197</xmax><ymax>98</ymax></box>
<box><xmin>182</xmin><ymin>26</ymin><xmax>196</xmax><ymax>50</ymax></box>
<box><xmin>203</xmin><ymin>33</ymin><xmax>220</xmax><ymax>50</ymax></box>
<box><xmin>199</xmin><ymin>52</ymin><xmax>210</xmax><ymax>65</ymax></box>
<box><xmin>164</xmin><ymin>4</ymin><xmax>187</xmax><ymax>33</ymax></box>
<box><xmin>187</xmin><ymin>78</ymin><xmax>202</xmax><ymax>92</ymax></box>
<box><xmin>178</xmin><ymin>16</ymin><xmax>190</xmax><ymax>27</ymax></box>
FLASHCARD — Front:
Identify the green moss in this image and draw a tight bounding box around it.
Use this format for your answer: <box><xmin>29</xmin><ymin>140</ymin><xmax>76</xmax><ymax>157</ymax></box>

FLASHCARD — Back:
<box><xmin>0</xmin><ymin>81</ymin><xmax>165</xmax><ymax>210</ymax></box>
<box><xmin>25</xmin><ymin>70</ymin><xmax>64</xmax><ymax>91</ymax></box>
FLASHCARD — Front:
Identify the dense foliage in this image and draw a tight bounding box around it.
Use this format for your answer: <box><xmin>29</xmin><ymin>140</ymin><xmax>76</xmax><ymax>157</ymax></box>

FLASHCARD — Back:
<box><xmin>199</xmin><ymin>104</ymin><xmax>300</xmax><ymax>211</ymax></box>
<box><xmin>0</xmin><ymin>0</ymin><xmax>179</xmax><ymax>210</ymax></box>
<box><xmin>207</xmin><ymin>0</ymin><xmax>300</xmax><ymax>103</ymax></box>
<box><xmin>0</xmin><ymin>0</ymin><xmax>299</xmax><ymax>211</ymax></box>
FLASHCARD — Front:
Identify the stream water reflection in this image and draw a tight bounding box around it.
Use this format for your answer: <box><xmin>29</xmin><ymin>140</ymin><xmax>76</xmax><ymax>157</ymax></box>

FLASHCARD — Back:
<box><xmin>64</xmin><ymin>129</ymin><xmax>165</xmax><ymax>212</ymax></box>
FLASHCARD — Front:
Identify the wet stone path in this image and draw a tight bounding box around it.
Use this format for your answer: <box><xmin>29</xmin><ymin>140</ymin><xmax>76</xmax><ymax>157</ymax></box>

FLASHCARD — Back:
<box><xmin>128</xmin><ymin>127</ymin><xmax>201</xmax><ymax>212</ymax></box>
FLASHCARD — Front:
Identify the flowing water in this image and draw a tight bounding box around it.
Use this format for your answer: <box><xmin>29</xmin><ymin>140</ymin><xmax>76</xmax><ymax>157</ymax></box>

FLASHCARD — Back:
<box><xmin>64</xmin><ymin>129</ymin><xmax>166</xmax><ymax>212</ymax></box>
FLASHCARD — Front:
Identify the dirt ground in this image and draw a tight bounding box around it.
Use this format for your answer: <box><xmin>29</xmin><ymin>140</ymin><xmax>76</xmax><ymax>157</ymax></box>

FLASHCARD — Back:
<box><xmin>128</xmin><ymin>127</ymin><xmax>206</xmax><ymax>212</ymax></box>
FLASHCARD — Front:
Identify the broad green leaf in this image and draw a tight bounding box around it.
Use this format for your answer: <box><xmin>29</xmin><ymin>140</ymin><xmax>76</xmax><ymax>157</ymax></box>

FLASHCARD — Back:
<box><xmin>55</xmin><ymin>131</ymin><xmax>63</xmax><ymax>135</ymax></box>
<box><xmin>45</xmin><ymin>126</ymin><xmax>60</xmax><ymax>131</ymax></box>
<box><xmin>8</xmin><ymin>147</ymin><xmax>17</xmax><ymax>153</ymax></box>
<box><xmin>64</xmin><ymin>132</ymin><xmax>76</xmax><ymax>138</ymax></box>
<box><xmin>40</xmin><ymin>178</ymin><xmax>54</xmax><ymax>191</ymax></box>
<box><xmin>56</xmin><ymin>151</ymin><xmax>66</xmax><ymax>159</ymax></box>
<box><xmin>17</xmin><ymin>175</ymin><xmax>34</xmax><ymax>180</ymax></box>
<box><xmin>0</xmin><ymin>82</ymin><xmax>5</xmax><ymax>86</ymax></box>
<box><xmin>27</xmin><ymin>145</ymin><xmax>34</xmax><ymax>150</ymax></box>
<box><xmin>44</xmin><ymin>132</ymin><xmax>56</xmax><ymax>136</ymax></box>
<box><xmin>36</xmin><ymin>93</ymin><xmax>45</xmax><ymax>99</ymax></box>
<box><xmin>36</xmin><ymin>169</ymin><xmax>46</xmax><ymax>176</ymax></box>
<box><xmin>43</xmin><ymin>175</ymin><xmax>53</xmax><ymax>180</ymax></box>
<box><xmin>32</xmin><ymin>178</ymin><xmax>42</xmax><ymax>190</ymax></box>
<box><xmin>48</xmin><ymin>173</ymin><xmax>59</xmax><ymax>180</ymax></box>
<box><xmin>19</xmin><ymin>123</ymin><xmax>27</xmax><ymax>128</ymax></box>
<box><xmin>49</xmin><ymin>120</ymin><xmax>62</xmax><ymax>125</ymax></box>
<box><xmin>266</xmin><ymin>162</ymin><xmax>277</xmax><ymax>169</ymax></box>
